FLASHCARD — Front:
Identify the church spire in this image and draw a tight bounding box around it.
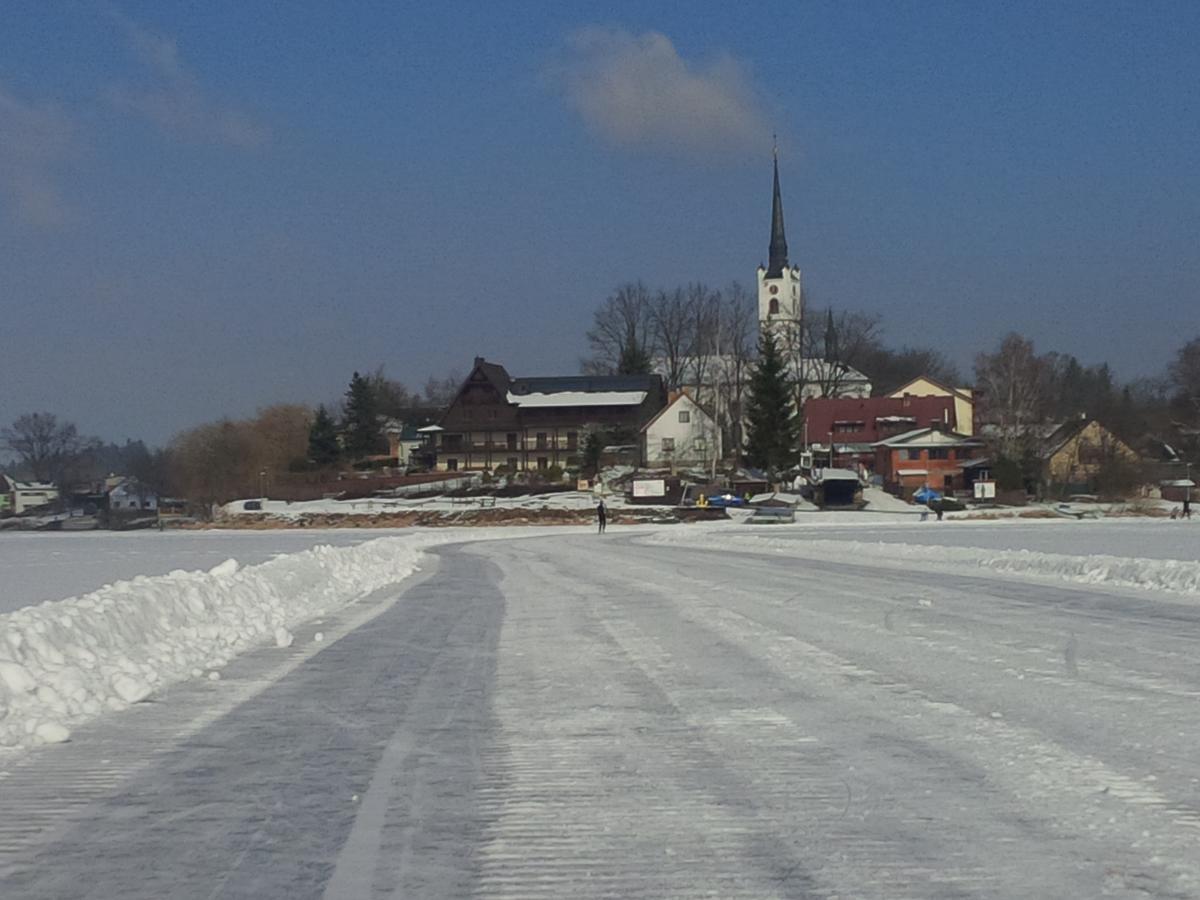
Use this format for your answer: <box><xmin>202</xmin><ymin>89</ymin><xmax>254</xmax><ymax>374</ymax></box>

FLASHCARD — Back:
<box><xmin>766</xmin><ymin>140</ymin><xmax>789</xmax><ymax>278</ymax></box>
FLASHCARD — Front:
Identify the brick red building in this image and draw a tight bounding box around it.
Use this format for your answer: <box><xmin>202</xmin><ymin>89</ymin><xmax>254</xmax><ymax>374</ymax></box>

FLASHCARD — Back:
<box><xmin>804</xmin><ymin>395</ymin><xmax>958</xmax><ymax>470</ymax></box>
<box><xmin>874</xmin><ymin>426</ymin><xmax>984</xmax><ymax>498</ymax></box>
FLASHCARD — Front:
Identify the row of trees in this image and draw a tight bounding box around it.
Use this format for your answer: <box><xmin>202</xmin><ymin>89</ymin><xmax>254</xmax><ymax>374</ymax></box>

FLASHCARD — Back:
<box><xmin>2</xmin><ymin>366</ymin><xmax>465</xmax><ymax>509</ymax></box>
<box><xmin>583</xmin><ymin>281</ymin><xmax>964</xmax><ymax>467</ymax></box>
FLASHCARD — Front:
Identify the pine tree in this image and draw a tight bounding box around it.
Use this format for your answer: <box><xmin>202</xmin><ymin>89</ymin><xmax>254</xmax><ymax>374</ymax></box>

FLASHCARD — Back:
<box><xmin>617</xmin><ymin>330</ymin><xmax>652</xmax><ymax>375</ymax></box>
<box><xmin>341</xmin><ymin>372</ymin><xmax>385</xmax><ymax>459</ymax></box>
<box><xmin>744</xmin><ymin>330</ymin><xmax>799</xmax><ymax>478</ymax></box>
<box><xmin>307</xmin><ymin>405</ymin><xmax>341</xmax><ymax>467</ymax></box>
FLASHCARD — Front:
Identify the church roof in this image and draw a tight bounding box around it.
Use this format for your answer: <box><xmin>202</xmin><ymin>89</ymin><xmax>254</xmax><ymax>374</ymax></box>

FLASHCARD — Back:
<box><xmin>766</xmin><ymin>149</ymin><xmax>789</xmax><ymax>278</ymax></box>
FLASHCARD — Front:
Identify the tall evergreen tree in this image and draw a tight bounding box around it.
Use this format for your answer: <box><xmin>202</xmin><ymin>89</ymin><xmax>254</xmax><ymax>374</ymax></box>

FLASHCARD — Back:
<box><xmin>341</xmin><ymin>371</ymin><xmax>385</xmax><ymax>458</ymax></box>
<box><xmin>744</xmin><ymin>330</ymin><xmax>799</xmax><ymax>477</ymax></box>
<box><xmin>617</xmin><ymin>329</ymin><xmax>652</xmax><ymax>375</ymax></box>
<box><xmin>307</xmin><ymin>405</ymin><xmax>341</xmax><ymax>467</ymax></box>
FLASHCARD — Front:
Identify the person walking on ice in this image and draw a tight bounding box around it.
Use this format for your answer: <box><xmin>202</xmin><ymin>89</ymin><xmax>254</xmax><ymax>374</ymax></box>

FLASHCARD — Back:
<box><xmin>596</xmin><ymin>498</ymin><xmax>607</xmax><ymax>534</ymax></box>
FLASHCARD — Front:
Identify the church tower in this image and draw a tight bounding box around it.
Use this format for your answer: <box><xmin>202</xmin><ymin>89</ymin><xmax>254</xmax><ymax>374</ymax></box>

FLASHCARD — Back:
<box><xmin>756</xmin><ymin>148</ymin><xmax>803</xmax><ymax>349</ymax></box>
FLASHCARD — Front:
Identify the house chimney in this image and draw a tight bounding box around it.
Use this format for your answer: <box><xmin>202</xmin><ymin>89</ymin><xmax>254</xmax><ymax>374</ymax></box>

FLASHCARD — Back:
<box><xmin>474</xmin><ymin>356</ymin><xmax>485</xmax><ymax>368</ymax></box>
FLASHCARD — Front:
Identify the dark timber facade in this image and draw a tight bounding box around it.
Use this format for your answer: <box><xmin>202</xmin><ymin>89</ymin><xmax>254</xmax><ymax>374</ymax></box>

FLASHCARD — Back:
<box><xmin>434</xmin><ymin>358</ymin><xmax>666</xmax><ymax>473</ymax></box>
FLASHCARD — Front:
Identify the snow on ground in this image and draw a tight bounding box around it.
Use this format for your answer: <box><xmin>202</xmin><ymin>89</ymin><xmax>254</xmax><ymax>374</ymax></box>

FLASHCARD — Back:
<box><xmin>220</xmin><ymin>490</ymin><xmax>625</xmax><ymax>519</ymax></box>
<box><xmin>0</xmin><ymin>530</ymin><xmax>388</xmax><ymax>613</ymax></box>
<box><xmin>647</xmin><ymin>518</ymin><xmax>1200</xmax><ymax>598</ymax></box>
<box><xmin>4</xmin><ymin>514</ymin><xmax>1196</xmax><ymax>756</ymax></box>
<box><xmin>771</xmin><ymin>517</ymin><xmax>1200</xmax><ymax>561</ymax></box>
<box><xmin>861</xmin><ymin>485</ymin><xmax>920</xmax><ymax>513</ymax></box>
<box><xmin>0</xmin><ymin>535</ymin><xmax>434</xmax><ymax>750</ymax></box>
<box><xmin>0</xmin><ymin>525</ymin><xmax>607</xmax><ymax>753</ymax></box>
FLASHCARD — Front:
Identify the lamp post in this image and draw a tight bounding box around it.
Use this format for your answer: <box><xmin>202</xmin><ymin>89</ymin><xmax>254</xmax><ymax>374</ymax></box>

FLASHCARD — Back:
<box><xmin>259</xmin><ymin>469</ymin><xmax>267</xmax><ymax>500</ymax></box>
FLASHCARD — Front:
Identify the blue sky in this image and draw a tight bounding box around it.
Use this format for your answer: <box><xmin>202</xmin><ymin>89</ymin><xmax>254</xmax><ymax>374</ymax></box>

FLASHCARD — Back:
<box><xmin>2</xmin><ymin>1</ymin><xmax>1198</xmax><ymax>444</ymax></box>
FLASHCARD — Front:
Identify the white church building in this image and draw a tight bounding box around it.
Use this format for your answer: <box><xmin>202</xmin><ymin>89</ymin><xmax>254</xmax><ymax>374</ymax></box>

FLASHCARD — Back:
<box><xmin>756</xmin><ymin>149</ymin><xmax>870</xmax><ymax>400</ymax></box>
<box><xmin>658</xmin><ymin>153</ymin><xmax>871</xmax><ymax>406</ymax></box>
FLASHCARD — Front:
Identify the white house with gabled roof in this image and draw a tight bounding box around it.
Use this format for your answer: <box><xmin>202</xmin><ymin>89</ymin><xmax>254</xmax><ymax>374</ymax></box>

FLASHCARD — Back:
<box><xmin>641</xmin><ymin>390</ymin><xmax>719</xmax><ymax>468</ymax></box>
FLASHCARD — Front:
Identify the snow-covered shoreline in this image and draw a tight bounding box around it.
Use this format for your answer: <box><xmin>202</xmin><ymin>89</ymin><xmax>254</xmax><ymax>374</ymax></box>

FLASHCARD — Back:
<box><xmin>0</xmin><ymin>535</ymin><xmax>437</xmax><ymax>751</ymax></box>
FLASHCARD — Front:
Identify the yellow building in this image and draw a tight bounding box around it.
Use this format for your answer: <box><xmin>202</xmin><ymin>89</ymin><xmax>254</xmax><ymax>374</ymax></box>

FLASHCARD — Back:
<box><xmin>887</xmin><ymin>376</ymin><xmax>977</xmax><ymax>436</ymax></box>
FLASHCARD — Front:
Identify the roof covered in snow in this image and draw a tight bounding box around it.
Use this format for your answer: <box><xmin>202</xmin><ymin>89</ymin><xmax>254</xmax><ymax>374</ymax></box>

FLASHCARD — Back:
<box><xmin>506</xmin><ymin>390</ymin><xmax>648</xmax><ymax>408</ymax></box>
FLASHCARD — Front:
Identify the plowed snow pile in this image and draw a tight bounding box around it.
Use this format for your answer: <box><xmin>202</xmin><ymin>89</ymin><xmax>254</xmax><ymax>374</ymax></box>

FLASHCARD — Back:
<box><xmin>646</xmin><ymin>530</ymin><xmax>1200</xmax><ymax>598</ymax></box>
<box><xmin>0</xmin><ymin>536</ymin><xmax>428</xmax><ymax>750</ymax></box>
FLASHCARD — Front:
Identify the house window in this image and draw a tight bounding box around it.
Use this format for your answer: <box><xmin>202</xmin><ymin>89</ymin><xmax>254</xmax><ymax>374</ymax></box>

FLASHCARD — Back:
<box><xmin>537</xmin><ymin>457</ymin><xmax>548</xmax><ymax>470</ymax></box>
<box><xmin>446</xmin><ymin>458</ymin><xmax>458</xmax><ymax>471</ymax></box>
<box><xmin>506</xmin><ymin>433</ymin><xmax>517</xmax><ymax>450</ymax></box>
<box><xmin>566</xmin><ymin>431</ymin><xmax>578</xmax><ymax>450</ymax></box>
<box><xmin>536</xmin><ymin>432</ymin><xmax>548</xmax><ymax>449</ymax></box>
<box><xmin>905</xmin><ymin>449</ymin><xmax>921</xmax><ymax>461</ymax></box>
<box><xmin>678</xmin><ymin>411</ymin><xmax>690</xmax><ymax>424</ymax></box>
<box><xmin>661</xmin><ymin>437</ymin><xmax>675</xmax><ymax>453</ymax></box>
<box><xmin>694</xmin><ymin>437</ymin><xmax>706</xmax><ymax>451</ymax></box>
<box><xmin>928</xmin><ymin>448</ymin><xmax>949</xmax><ymax>460</ymax></box>
<box><xmin>507</xmin><ymin>457</ymin><xmax>518</xmax><ymax>471</ymax></box>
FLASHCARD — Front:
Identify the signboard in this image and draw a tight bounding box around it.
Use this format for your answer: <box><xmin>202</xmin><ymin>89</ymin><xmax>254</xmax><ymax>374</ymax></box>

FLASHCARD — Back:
<box><xmin>577</xmin><ymin>478</ymin><xmax>591</xmax><ymax>492</ymax></box>
<box><xmin>632</xmin><ymin>479</ymin><xmax>666</xmax><ymax>498</ymax></box>
<box><xmin>974</xmin><ymin>480</ymin><xmax>996</xmax><ymax>500</ymax></box>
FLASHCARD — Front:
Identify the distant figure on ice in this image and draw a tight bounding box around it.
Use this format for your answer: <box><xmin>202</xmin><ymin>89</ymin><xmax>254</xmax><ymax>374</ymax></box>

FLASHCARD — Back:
<box><xmin>1184</xmin><ymin>497</ymin><xmax>1192</xmax><ymax>519</ymax></box>
<box><xmin>596</xmin><ymin>499</ymin><xmax>607</xmax><ymax>534</ymax></box>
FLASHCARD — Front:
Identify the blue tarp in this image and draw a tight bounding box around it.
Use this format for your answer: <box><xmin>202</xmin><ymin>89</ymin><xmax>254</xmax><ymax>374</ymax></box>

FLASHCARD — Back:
<box><xmin>913</xmin><ymin>486</ymin><xmax>943</xmax><ymax>504</ymax></box>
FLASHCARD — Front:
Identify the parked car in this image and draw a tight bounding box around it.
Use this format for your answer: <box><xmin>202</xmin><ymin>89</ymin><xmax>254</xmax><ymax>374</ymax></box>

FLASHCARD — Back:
<box><xmin>706</xmin><ymin>492</ymin><xmax>746</xmax><ymax>508</ymax></box>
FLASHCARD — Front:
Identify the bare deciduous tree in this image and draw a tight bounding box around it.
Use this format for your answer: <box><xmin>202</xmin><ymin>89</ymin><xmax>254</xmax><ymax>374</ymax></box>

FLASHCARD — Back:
<box><xmin>583</xmin><ymin>282</ymin><xmax>655</xmax><ymax>375</ymax></box>
<box><xmin>1</xmin><ymin>412</ymin><xmax>99</xmax><ymax>485</ymax></box>
<box><xmin>649</xmin><ymin>287</ymin><xmax>693</xmax><ymax>390</ymax></box>
<box><xmin>783</xmin><ymin>305</ymin><xmax>881</xmax><ymax>402</ymax></box>
<box><xmin>1168</xmin><ymin>336</ymin><xmax>1200</xmax><ymax>417</ymax></box>
<box><xmin>974</xmin><ymin>333</ymin><xmax>1051</xmax><ymax>458</ymax></box>
<box><xmin>422</xmin><ymin>371</ymin><xmax>463</xmax><ymax>407</ymax></box>
<box><xmin>167</xmin><ymin>405</ymin><xmax>312</xmax><ymax>506</ymax></box>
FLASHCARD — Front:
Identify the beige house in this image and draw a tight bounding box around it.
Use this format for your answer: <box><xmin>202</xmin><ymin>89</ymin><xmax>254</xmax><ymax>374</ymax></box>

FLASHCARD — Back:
<box><xmin>1042</xmin><ymin>418</ymin><xmax>1137</xmax><ymax>484</ymax></box>
<box><xmin>888</xmin><ymin>376</ymin><xmax>977</xmax><ymax>436</ymax></box>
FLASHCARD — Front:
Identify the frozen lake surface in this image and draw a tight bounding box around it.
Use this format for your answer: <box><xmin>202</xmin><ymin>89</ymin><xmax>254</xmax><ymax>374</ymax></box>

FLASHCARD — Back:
<box><xmin>772</xmin><ymin>516</ymin><xmax>1200</xmax><ymax>561</ymax></box>
<box><xmin>2</xmin><ymin>526</ymin><xmax>1200</xmax><ymax>898</ymax></box>
<box><xmin>0</xmin><ymin>529</ymin><xmax>389</xmax><ymax>612</ymax></box>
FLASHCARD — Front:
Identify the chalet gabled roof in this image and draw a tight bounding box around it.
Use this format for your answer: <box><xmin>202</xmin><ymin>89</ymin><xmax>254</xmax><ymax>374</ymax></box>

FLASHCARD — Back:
<box><xmin>640</xmin><ymin>389</ymin><xmax>715</xmax><ymax>432</ymax></box>
<box><xmin>873</xmin><ymin>426</ymin><xmax>982</xmax><ymax>449</ymax></box>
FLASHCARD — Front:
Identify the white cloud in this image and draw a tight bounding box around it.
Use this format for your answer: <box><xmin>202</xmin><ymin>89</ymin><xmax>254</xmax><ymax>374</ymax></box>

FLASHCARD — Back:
<box><xmin>105</xmin><ymin>9</ymin><xmax>270</xmax><ymax>149</ymax></box>
<box><xmin>0</xmin><ymin>85</ymin><xmax>76</xmax><ymax>227</ymax></box>
<box><xmin>553</xmin><ymin>27</ymin><xmax>771</xmax><ymax>158</ymax></box>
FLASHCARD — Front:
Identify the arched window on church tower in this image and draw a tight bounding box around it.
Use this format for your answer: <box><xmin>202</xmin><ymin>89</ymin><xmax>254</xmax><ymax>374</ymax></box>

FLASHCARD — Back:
<box><xmin>768</xmin><ymin>297</ymin><xmax>779</xmax><ymax>316</ymax></box>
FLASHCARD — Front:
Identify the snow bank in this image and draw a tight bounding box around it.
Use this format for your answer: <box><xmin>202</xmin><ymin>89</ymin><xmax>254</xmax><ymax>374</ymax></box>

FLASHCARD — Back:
<box><xmin>645</xmin><ymin>530</ymin><xmax>1200</xmax><ymax>599</ymax></box>
<box><xmin>0</xmin><ymin>536</ymin><xmax>428</xmax><ymax>751</ymax></box>
<box><xmin>862</xmin><ymin>487</ymin><xmax>918</xmax><ymax>513</ymax></box>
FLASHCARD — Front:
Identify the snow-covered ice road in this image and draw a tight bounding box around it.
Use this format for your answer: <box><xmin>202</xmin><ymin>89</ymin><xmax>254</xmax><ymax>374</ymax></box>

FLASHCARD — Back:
<box><xmin>3</xmin><ymin>530</ymin><xmax>1200</xmax><ymax>898</ymax></box>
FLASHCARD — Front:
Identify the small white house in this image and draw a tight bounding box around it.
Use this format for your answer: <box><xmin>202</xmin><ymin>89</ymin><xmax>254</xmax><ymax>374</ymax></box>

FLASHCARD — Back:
<box><xmin>108</xmin><ymin>479</ymin><xmax>158</xmax><ymax>512</ymax></box>
<box><xmin>642</xmin><ymin>390</ymin><xmax>718</xmax><ymax>468</ymax></box>
<box><xmin>7</xmin><ymin>478</ymin><xmax>60</xmax><ymax>515</ymax></box>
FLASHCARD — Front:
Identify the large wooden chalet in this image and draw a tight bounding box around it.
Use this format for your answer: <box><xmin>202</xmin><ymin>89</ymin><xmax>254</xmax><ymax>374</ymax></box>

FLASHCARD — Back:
<box><xmin>432</xmin><ymin>358</ymin><xmax>666</xmax><ymax>473</ymax></box>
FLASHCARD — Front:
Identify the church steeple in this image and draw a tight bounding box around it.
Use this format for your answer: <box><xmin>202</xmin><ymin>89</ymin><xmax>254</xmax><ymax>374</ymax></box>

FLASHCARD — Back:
<box><xmin>766</xmin><ymin>143</ymin><xmax>789</xmax><ymax>278</ymax></box>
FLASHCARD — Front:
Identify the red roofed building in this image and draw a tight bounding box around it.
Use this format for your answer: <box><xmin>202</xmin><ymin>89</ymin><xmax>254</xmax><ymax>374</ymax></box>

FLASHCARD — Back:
<box><xmin>804</xmin><ymin>394</ymin><xmax>958</xmax><ymax>471</ymax></box>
